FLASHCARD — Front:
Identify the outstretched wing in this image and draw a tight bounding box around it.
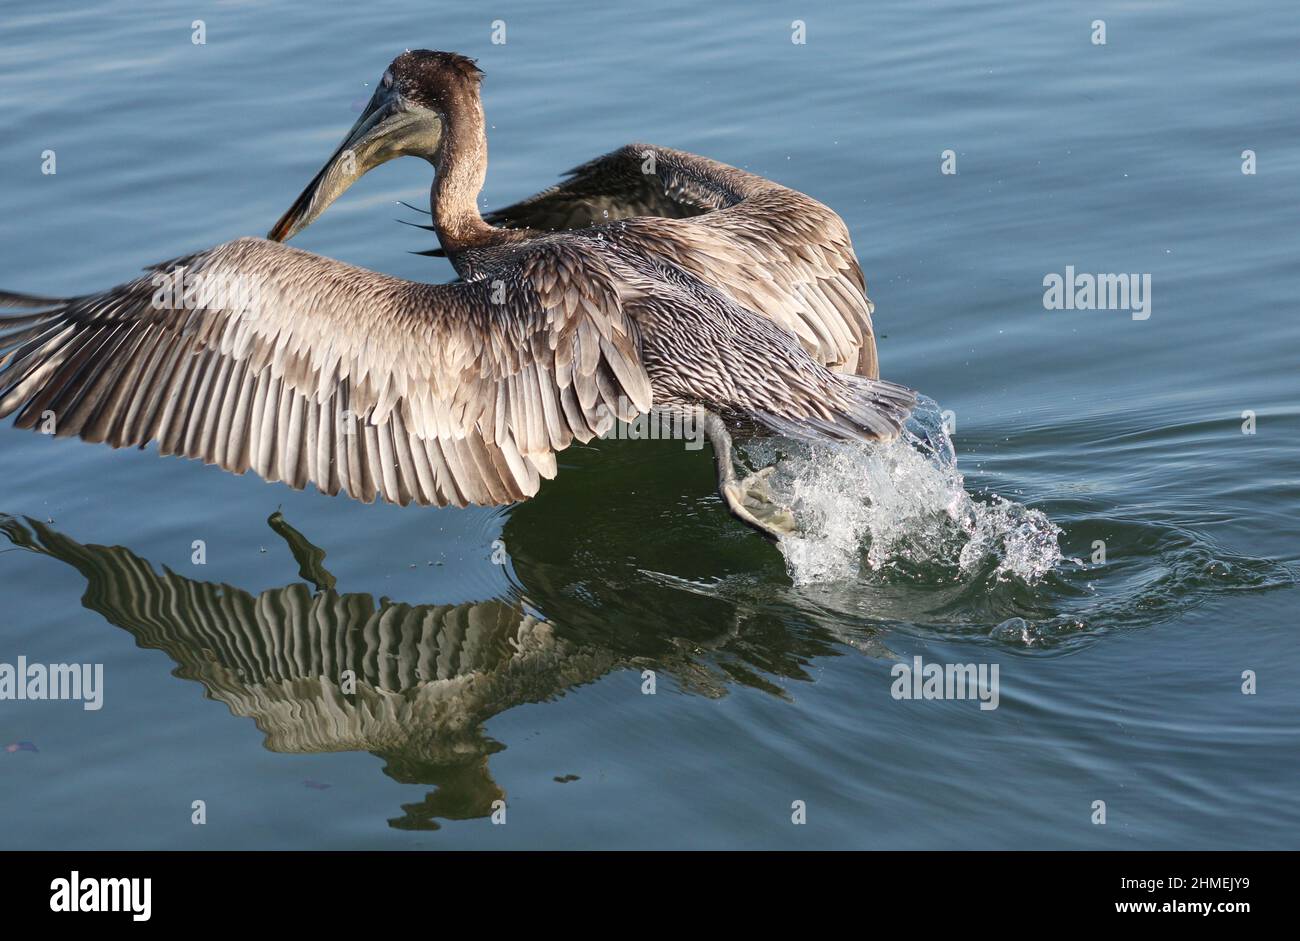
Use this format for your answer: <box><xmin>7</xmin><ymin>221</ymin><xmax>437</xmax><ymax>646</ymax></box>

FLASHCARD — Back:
<box><xmin>0</xmin><ymin>237</ymin><xmax>650</xmax><ymax>507</ymax></box>
<box><xmin>485</xmin><ymin>143</ymin><xmax>880</xmax><ymax>378</ymax></box>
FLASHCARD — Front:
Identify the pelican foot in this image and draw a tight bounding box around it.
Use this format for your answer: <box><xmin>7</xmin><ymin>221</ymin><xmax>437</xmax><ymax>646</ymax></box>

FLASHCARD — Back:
<box><xmin>722</xmin><ymin>466</ymin><xmax>797</xmax><ymax>541</ymax></box>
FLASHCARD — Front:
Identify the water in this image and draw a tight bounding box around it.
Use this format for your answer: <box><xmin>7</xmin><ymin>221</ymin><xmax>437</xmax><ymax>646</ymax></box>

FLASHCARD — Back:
<box><xmin>757</xmin><ymin>396</ymin><xmax>1065</xmax><ymax>585</ymax></box>
<box><xmin>1</xmin><ymin>0</ymin><xmax>1297</xmax><ymax>849</ymax></box>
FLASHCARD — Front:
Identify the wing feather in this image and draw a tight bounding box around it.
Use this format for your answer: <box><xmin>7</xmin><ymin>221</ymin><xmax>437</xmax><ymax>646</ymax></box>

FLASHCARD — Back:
<box><xmin>486</xmin><ymin>143</ymin><xmax>881</xmax><ymax>378</ymax></box>
<box><xmin>0</xmin><ymin>237</ymin><xmax>651</xmax><ymax>509</ymax></box>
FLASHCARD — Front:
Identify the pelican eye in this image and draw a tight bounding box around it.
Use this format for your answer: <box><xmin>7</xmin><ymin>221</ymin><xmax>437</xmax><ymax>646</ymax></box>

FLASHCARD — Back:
<box><xmin>381</xmin><ymin>70</ymin><xmax>394</xmax><ymax>90</ymax></box>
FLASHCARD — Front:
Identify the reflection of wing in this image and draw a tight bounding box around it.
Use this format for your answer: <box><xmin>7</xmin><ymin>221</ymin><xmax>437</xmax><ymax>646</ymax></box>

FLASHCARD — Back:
<box><xmin>486</xmin><ymin>143</ymin><xmax>881</xmax><ymax>378</ymax></box>
<box><xmin>2</xmin><ymin>517</ymin><xmax>617</xmax><ymax>760</ymax></box>
<box><xmin>2</xmin><ymin>507</ymin><xmax>868</xmax><ymax>758</ymax></box>
<box><xmin>0</xmin><ymin>236</ymin><xmax>650</xmax><ymax>507</ymax></box>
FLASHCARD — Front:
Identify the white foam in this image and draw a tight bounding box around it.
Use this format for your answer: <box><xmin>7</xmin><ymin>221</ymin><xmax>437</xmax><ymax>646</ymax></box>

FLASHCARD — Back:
<box><xmin>742</xmin><ymin>396</ymin><xmax>1062</xmax><ymax>587</ymax></box>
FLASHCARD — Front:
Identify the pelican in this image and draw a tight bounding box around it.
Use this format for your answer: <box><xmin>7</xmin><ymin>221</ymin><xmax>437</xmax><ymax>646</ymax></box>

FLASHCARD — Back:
<box><xmin>0</xmin><ymin>50</ymin><xmax>913</xmax><ymax>540</ymax></box>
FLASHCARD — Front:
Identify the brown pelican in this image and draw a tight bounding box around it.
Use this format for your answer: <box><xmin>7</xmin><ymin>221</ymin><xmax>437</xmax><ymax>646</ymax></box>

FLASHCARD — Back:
<box><xmin>0</xmin><ymin>50</ymin><xmax>912</xmax><ymax>540</ymax></box>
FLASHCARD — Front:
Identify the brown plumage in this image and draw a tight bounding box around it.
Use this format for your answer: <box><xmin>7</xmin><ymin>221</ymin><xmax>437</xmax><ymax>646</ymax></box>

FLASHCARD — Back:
<box><xmin>483</xmin><ymin>144</ymin><xmax>883</xmax><ymax>378</ymax></box>
<box><xmin>0</xmin><ymin>50</ymin><xmax>912</xmax><ymax>535</ymax></box>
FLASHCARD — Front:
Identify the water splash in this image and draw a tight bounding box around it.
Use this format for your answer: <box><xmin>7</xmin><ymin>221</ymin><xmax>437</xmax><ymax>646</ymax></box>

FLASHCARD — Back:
<box><xmin>743</xmin><ymin>396</ymin><xmax>1063</xmax><ymax>587</ymax></box>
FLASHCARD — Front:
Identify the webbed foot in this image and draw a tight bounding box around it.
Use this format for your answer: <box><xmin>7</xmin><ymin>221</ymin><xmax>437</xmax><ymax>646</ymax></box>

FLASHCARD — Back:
<box><xmin>722</xmin><ymin>466</ymin><xmax>797</xmax><ymax>541</ymax></box>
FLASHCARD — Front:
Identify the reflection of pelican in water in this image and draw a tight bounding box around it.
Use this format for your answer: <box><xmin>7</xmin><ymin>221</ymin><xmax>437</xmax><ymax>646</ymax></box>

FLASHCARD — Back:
<box><xmin>1</xmin><ymin>511</ymin><xmax>873</xmax><ymax>830</ymax></box>
<box><xmin>0</xmin><ymin>50</ymin><xmax>913</xmax><ymax>541</ymax></box>
<box><xmin>1</xmin><ymin>514</ymin><xmax>609</xmax><ymax>829</ymax></box>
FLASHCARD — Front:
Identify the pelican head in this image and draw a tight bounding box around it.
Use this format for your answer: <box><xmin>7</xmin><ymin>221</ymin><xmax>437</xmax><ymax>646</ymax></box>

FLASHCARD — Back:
<box><xmin>268</xmin><ymin>50</ymin><xmax>483</xmax><ymax>242</ymax></box>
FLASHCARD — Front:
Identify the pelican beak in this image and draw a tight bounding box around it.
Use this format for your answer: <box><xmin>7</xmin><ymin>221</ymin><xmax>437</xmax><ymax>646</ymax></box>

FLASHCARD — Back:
<box><xmin>268</xmin><ymin>85</ymin><xmax>442</xmax><ymax>242</ymax></box>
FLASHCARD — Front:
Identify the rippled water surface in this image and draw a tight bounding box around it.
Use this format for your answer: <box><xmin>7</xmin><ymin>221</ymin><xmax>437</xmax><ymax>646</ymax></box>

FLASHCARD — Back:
<box><xmin>1</xmin><ymin>0</ymin><xmax>1297</xmax><ymax>848</ymax></box>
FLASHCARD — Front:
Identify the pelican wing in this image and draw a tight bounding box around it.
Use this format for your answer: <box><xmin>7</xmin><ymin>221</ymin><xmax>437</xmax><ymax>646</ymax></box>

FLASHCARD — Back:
<box><xmin>2</xmin><ymin>515</ymin><xmax>612</xmax><ymax>759</ymax></box>
<box><xmin>0</xmin><ymin>237</ymin><xmax>650</xmax><ymax>507</ymax></box>
<box><xmin>485</xmin><ymin>143</ymin><xmax>880</xmax><ymax>378</ymax></box>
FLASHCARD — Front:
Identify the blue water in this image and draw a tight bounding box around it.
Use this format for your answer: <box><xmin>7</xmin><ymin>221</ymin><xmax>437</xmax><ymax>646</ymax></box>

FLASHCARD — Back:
<box><xmin>1</xmin><ymin>0</ymin><xmax>1297</xmax><ymax>848</ymax></box>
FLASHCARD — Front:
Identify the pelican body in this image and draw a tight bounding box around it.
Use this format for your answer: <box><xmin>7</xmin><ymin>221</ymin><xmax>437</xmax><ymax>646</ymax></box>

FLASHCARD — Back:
<box><xmin>0</xmin><ymin>51</ymin><xmax>912</xmax><ymax>540</ymax></box>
